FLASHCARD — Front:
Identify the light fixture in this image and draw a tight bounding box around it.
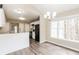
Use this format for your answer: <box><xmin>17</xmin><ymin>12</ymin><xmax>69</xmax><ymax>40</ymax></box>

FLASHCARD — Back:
<box><xmin>19</xmin><ymin>17</ymin><xmax>25</xmax><ymax>20</ymax></box>
<box><xmin>44</xmin><ymin>11</ymin><xmax>56</xmax><ymax>19</ymax></box>
<box><xmin>44</xmin><ymin>11</ymin><xmax>51</xmax><ymax>19</ymax></box>
<box><xmin>0</xmin><ymin>4</ymin><xmax>6</xmax><ymax>27</ymax></box>
<box><xmin>14</xmin><ymin>8</ymin><xmax>24</xmax><ymax>14</ymax></box>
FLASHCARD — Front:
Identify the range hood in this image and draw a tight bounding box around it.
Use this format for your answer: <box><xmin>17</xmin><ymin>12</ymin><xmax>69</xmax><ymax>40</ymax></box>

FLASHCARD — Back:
<box><xmin>0</xmin><ymin>4</ymin><xmax>6</xmax><ymax>27</ymax></box>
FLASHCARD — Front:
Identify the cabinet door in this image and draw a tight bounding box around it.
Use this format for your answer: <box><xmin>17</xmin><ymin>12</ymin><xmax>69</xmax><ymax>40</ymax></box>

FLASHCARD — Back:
<box><xmin>10</xmin><ymin>23</ymin><xmax>19</xmax><ymax>33</ymax></box>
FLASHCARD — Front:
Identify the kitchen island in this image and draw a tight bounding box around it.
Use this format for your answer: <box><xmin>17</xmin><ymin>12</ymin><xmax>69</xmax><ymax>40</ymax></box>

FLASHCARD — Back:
<box><xmin>0</xmin><ymin>32</ymin><xmax>29</xmax><ymax>55</ymax></box>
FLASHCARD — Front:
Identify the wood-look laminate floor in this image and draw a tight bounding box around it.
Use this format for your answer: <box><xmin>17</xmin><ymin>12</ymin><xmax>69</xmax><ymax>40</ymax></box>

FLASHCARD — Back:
<box><xmin>7</xmin><ymin>39</ymin><xmax>79</xmax><ymax>55</ymax></box>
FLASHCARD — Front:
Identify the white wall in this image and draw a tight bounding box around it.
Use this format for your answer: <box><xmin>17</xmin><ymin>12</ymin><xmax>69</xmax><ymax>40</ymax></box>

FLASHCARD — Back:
<box><xmin>40</xmin><ymin>15</ymin><xmax>47</xmax><ymax>43</ymax></box>
<box><xmin>0</xmin><ymin>32</ymin><xmax>29</xmax><ymax>55</ymax></box>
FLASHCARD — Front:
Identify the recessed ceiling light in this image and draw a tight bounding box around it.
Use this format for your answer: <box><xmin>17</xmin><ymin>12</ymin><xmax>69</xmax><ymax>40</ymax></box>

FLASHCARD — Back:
<box><xmin>19</xmin><ymin>17</ymin><xmax>25</xmax><ymax>20</ymax></box>
<box><xmin>14</xmin><ymin>8</ymin><xmax>24</xmax><ymax>14</ymax></box>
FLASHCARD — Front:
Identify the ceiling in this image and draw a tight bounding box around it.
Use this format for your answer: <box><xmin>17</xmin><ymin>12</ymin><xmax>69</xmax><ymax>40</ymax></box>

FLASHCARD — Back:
<box><xmin>3</xmin><ymin>4</ymin><xmax>40</xmax><ymax>23</ymax></box>
<box><xmin>32</xmin><ymin>4</ymin><xmax>79</xmax><ymax>14</ymax></box>
<box><xmin>3</xmin><ymin>4</ymin><xmax>79</xmax><ymax>23</ymax></box>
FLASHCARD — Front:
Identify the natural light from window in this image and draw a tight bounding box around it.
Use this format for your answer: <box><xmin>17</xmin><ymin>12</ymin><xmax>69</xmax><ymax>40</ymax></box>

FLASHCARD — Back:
<box><xmin>50</xmin><ymin>15</ymin><xmax>79</xmax><ymax>42</ymax></box>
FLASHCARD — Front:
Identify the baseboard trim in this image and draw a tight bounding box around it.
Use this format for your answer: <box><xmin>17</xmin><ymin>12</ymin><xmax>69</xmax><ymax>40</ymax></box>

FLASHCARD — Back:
<box><xmin>45</xmin><ymin>40</ymin><xmax>79</xmax><ymax>53</ymax></box>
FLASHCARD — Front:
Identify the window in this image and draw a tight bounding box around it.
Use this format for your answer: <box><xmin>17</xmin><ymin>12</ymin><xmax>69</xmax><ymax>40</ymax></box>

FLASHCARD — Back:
<box><xmin>51</xmin><ymin>20</ymin><xmax>65</xmax><ymax>39</ymax></box>
<box><xmin>58</xmin><ymin>20</ymin><xmax>64</xmax><ymax>39</ymax></box>
<box><xmin>51</xmin><ymin>21</ymin><xmax>58</xmax><ymax>38</ymax></box>
<box><xmin>50</xmin><ymin>15</ymin><xmax>79</xmax><ymax>41</ymax></box>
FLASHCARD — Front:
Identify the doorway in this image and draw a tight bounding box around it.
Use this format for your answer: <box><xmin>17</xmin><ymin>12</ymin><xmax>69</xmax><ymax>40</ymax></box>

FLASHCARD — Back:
<box><xmin>29</xmin><ymin>21</ymin><xmax>40</xmax><ymax>45</ymax></box>
<box><xmin>35</xmin><ymin>24</ymin><xmax>40</xmax><ymax>42</ymax></box>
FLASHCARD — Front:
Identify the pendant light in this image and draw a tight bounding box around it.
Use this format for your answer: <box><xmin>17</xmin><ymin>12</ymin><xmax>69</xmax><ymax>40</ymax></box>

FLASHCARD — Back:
<box><xmin>0</xmin><ymin>4</ymin><xmax>6</xmax><ymax>27</ymax></box>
